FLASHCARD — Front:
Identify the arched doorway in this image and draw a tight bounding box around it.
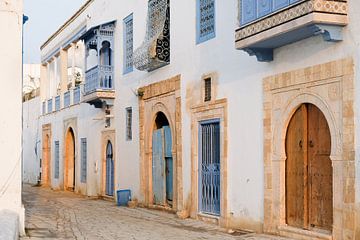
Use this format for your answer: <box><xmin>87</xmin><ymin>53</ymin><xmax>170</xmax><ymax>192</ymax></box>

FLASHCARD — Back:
<box><xmin>42</xmin><ymin>133</ymin><xmax>51</xmax><ymax>186</ymax></box>
<box><xmin>105</xmin><ymin>141</ymin><xmax>115</xmax><ymax>196</ymax></box>
<box><xmin>64</xmin><ymin>128</ymin><xmax>76</xmax><ymax>191</ymax></box>
<box><xmin>286</xmin><ymin>103</ymin><xmax>333</xmax><ymax>231</ymax></box>
<box><xmin>152</xmin><ymin>112</ymin><xmax>173</xmax><ymax>206</ymax></box>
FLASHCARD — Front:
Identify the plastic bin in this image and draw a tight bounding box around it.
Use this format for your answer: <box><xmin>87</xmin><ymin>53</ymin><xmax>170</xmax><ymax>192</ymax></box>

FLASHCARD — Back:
<box><xmin>117</xmin><ymin>189</ymin><xmax>131</xmax><ymax>206</ymax></box>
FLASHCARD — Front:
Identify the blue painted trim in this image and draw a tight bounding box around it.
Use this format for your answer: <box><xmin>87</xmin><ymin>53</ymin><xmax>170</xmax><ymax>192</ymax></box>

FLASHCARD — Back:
<box><xmin>196</xmin><ymin>0</ymin><xmax>216</xmax><ymax>45</ymax></box>
<box><xmin>198</xmin><ymin>119</ymin><xmax>221</xmax><ymax>216</ymax></box>
<box><xmin>123</xmin><ymin>13</ymin><xmax>134</xmax><ymax>75</ymax></box>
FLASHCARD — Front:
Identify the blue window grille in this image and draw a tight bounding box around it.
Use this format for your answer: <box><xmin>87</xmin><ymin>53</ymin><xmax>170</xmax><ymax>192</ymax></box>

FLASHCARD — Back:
<box><xmin>80</xmin><ymin>138</ymin><xmax>87</xmax><ymax>183</ymax></box>
<box><xmin>73</xmin><ymin>87</ymin><xmax>81</xmax><ymax>104</ymax></box>
<box><xmin>47</xmin><ymin>98</ymin><xmax>53</xmax><ymax>113</ymax></box>
<box><xmin>54</xmin><ymin>141</ymin><xmax>60</xmax><ymax>179</ymax></box>
<box><xmin>42</xmin><ymin>101</ymin><xmax>46</xmax><ymax>115</ymax></box>
<box><xmin>55</xmin><ymin>95</ymin><xmax>60</xmax><ymax>111</ymax></box>
<box><xmin>196</xmin><ymin>0</ymin><xmax>216</xmax><ymax>44</ymax></box>
<box><xmin>199</xmin><ymin>119</ymin><xmax>221</xmax><ymax>216</ymax></box>
<box><xmin>126</xmin><ymin>107</ymin><xmax>132</xmax><ymax>141</ymax></box>
<box><xmin>64</xmin><ymin>91</ymin><xmax>70</xmax><ymax>108</ymax></box>
<box><xmin>123</xmin><ymin>14</ymin><xmax>134</xmax><ymax>74</ymax></box>
<box><xmin>240</xmin><ymin>0</ymin><xmax>302</xmax><ymax>26</ymax></box>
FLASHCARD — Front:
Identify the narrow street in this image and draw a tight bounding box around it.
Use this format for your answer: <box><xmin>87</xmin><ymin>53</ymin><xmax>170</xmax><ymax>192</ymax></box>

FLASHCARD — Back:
<box><xmin>21</xmin><ymin>184</ymin><xmax>290</xmax><ymax>240</ymax></box>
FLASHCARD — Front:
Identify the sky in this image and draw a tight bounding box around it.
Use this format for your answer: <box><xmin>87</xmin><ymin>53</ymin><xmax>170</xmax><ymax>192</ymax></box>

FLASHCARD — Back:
<box><xmin>23</xmin><ymin>0</ymin><xmax>87</xmax><ymax>64</ymax></box>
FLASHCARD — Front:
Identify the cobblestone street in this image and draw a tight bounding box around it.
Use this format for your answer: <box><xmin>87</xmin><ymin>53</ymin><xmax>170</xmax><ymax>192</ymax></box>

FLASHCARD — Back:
<box><xmin>22</xmin><ymin>184</ymin><xmax>291</xmax><ymax>240</ymax></box>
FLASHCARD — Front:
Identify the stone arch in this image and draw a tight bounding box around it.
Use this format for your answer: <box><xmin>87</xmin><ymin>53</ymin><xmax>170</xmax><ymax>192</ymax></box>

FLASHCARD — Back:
<box><xmin>274</xmin><ymin>92</ymin><xmax>341</xmax><ymax>162</ymax></box>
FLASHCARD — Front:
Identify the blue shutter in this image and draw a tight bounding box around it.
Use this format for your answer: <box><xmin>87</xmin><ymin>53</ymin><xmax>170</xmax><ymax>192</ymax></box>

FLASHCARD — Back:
<box><xmin>54</xmin><ymin>141</ymin><xmax>60</xmax><ymax>179</ymax></box>
<box><xmin>197</xmin><ymin>0</ymin><xmax>216</xmax><ymax>44</ymax></box>
<box><xmin>80</xmin><ymin>138</ymin><xmax>87</xmax><ymax>183</ymax></box>
<box><xmin>273</xmin><ymin>0</ymin><xmax>289</xmax><ymax>11</ymax></box>
<box><xmin>241</xmin><ymin>0</ymin><xmax>257</xmax><ymax>25</ymax></box>
<box><xmin>164</xmin><ymin>126</ymin><xmax>173</xmax><ymax>201</ymax></box>
<box><xmin>257</xmin><ymin>0</ymin><xmax>272</xmax><ymax>18</ymax></box>
<box><xmin>152</xmin><ymin>129</ymin><xmax>165</xmax><ymax>204</ymax></box>
<box><xmin>123</xmin><ymin>14</ymin><xmax>134</xmax><ymax>74</ymax></box>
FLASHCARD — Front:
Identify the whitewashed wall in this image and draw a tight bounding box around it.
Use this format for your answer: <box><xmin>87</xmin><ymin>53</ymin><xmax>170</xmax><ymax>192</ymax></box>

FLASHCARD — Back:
<box><xmin>0</xmin><ymin>0</ymin><xmax>24</xmax><ymax>234</ymax></box>
<box><xmin>37</xmin><ymin>0</ymin><xmax>360</xmax><ymax>231</ymax></box>
<box><xmin>23</xmin><ymin>97</ymin><xmax>41</xmax><ymax>184</ymax></box>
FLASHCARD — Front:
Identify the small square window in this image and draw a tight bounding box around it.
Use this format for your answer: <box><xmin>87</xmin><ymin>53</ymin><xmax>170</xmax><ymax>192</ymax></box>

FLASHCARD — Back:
<box><xmin>204</xmin><ymin>78</ymin><xmax>212</xmax><ymax>102</ymax></box>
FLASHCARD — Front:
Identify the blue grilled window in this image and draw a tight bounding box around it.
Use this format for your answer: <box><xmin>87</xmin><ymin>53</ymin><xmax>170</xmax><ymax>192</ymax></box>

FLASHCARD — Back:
<box><xmin>126</xmin><ymin>107</ymin><xmax>132</xmax><ymax>141</ymax></box>
<box><xmin>73</xmin><ymin>87</ymin><xmax>81</xmax><ymax>104</ymax></box>
<box><xmin>80</xmin><ymin>138</ymin><xmax>87</xmax><ymax>183</ymax></box>
<box><xmin>55</xmin><ymin>95</ymin><xmax>60</xmax><ymax>111</ymax></box>
<box><xmin>54</xmin><ymin>141</ymin><xmax>60</xmax><ymax>179</ymax></box>
<box><xmin>47</xmin><ymin>98</ymin><xmax>53</xmax><ymax>113</ymax></box>
<box><xmin>123</xmin><ymin>14</ymin><xmax>134</xmax><ymax>74</ymax></box>
<box><xmin>64</xmin><ymin>91</ymin><xmax>70</xmax><ymax>108</ymax></box>
<box><xmin>196</xmin><ymin>0</ymin><xmax>216</xmax><ymax>44</ymax></box>
<box><xmin>240</xmin><ymin>0</ymin><xmax>301</xmax><ymax>26</ymax></box>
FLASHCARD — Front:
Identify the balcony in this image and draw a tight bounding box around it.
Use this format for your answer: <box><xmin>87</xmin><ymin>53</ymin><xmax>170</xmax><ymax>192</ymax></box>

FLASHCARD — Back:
<box><xmin>83</xmin><ymin>65</ymin><xmax>115</xmax><ymax>107</ymax></box>
<box><xmin>236</xmin><ymin>0</ymin><xmax>348</xmax><ymax>61</ymax></box>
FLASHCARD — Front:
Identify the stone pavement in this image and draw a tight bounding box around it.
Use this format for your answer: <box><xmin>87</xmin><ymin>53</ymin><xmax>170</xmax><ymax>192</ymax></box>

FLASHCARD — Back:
<box><xmin>21</xmin><ymin>184</ymin><xmax>292</xmax><ymax>240</ymax></box>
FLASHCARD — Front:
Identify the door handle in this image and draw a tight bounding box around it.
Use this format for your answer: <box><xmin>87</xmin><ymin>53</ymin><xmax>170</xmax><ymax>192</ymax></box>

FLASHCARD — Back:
<box><xmin>299</xmin><ymin>140</ymin><xmax>302</xmax><ymax>148</ymax></box>
<box><xmin>309</xmin><ymin>140</ymin><xmax>314</xmax><ymax>148</ymax></box>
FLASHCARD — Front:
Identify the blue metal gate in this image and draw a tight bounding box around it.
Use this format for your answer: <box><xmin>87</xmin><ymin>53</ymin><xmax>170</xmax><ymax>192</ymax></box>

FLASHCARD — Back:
<box><xmin>199</xmin><ymin>120</ymin><xmax>220</xmax><ymax>215</ymax></box>
<box><xmin>106</xmin><ymin>141</ymin><xmax>114</xmax><ymax>196</ymax></box>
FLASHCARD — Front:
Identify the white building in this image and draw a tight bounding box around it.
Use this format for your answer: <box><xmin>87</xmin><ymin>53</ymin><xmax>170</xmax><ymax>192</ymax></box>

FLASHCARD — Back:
<box><xmin>0</xmin><ymin>0</ymin><xmax>25</xmax><ymax>237</ymax></box>
<box><xmin>24</xmin><ymin>0</ymin><xmax>360</xmax><ymax>239</ymax></box>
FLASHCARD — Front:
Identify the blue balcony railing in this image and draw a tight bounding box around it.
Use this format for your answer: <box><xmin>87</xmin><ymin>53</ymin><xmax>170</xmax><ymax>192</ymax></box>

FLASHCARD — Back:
<box><xmin>240</xmin><ymin>0</ymin><xmax>302</xmax><ymax>26</ymax></box>
<box><xmin>47</xmin><ymin>98</ymin><xmax>53</xmax><ymax>113</ymax></box>
<box><xmin>73</xmin><ymin>87</ymin><xmax>81</xmax><ymax>104</ymax></box>
<box><xmin>85</xmin><ymin>65</ymin><xmax>114</xmax><ymax>94</ymax></box>
<box><xmin>64</xmin><ymin>91</ymin><xmax>70</xmax><ymax>108</ymax></box>
<box><xmin>55</xmin><ymin>95</ymin><xmax>60</xmax><ymax>111</ymax></box>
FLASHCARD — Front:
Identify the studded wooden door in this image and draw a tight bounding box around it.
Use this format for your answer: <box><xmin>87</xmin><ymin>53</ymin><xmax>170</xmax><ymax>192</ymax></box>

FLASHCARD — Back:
<box><xmin>286</xmin><ymin>103</ymin><xmax>332</xmax><ymax>231</ymax></box>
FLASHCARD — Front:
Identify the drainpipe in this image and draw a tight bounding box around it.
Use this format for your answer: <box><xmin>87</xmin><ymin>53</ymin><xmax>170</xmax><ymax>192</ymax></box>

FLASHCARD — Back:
<box><xmin>21</xmin><ymin>14</ymin><xmax>28</xmax><ymax>186</ymax></box>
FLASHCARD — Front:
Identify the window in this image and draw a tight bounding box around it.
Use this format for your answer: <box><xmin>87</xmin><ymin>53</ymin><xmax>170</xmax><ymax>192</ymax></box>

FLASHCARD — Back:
<box><xmin>126</xmin><ymin>107</ymin><xmax>132</xmax><ymax>141</ymax></box>
<box><xmin>123</xmin><ymin>14</ymin><xmax>134</xmax><ymax>74</ymax></box>
<box><xmin>54</xmin><ymin>141</ymin><xmax>60</xmax><ymax>179</ymax></box>
<box><xmin>196</xmin><ymin>0</ymin><xmax>216</xmax><ymax>44</ymax></box>
<box><xmin>42</xmin><ymin>101</ymin><xmax>46</xmax><ymax>115</ymax></box>
<box><xmin>81</xmin><ymin>138</ymin><xmax>87</xmax><ymax>183</ymax></box>
<box><xmin>204</xmin><ymin>77</ymin><xmax>212</xmax><ymax>102</ymax></box>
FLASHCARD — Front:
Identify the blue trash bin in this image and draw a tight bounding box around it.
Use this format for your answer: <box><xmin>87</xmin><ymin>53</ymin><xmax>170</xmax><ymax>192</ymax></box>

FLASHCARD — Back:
<box><xmin>117</xmin><ymin>189</ymin><xmax>131</xmax><ymax>206</ymax></box>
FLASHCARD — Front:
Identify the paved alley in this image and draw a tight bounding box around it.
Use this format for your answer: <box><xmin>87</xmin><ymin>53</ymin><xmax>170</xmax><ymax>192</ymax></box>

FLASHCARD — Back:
<box><xmin>21</xmin><ymin>184</ymin><xmax>291</xmax><ymax>240</ymax></box>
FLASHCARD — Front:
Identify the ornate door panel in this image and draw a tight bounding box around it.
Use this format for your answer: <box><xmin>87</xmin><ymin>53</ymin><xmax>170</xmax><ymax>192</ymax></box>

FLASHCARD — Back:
<box><xmin>307</xmin><ymin>104</ymin><xmax>333</xmax><ymax>230</ymax></box>
<box><xmin>286</xmin><ymin>105</ymin><xmax>307</xmax><ymax>228</ymax></box>
<box><xmin>286</xmin><ymin>104</ymin><xmax>333</xmax><ymax>231</ymax></box>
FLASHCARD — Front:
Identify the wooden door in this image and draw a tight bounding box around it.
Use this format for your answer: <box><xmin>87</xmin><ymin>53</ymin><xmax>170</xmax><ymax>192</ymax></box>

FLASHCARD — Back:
<box><xmin>286</xmin><ymin>103</ymin><xmax>332</xmax><ymax>231</ymax></box>
<box><xmin>164</xmin><ymin>126</ymin><xmax>173</xmax><ymax>202</ymax></box>
<box><xmin>106</xmin><ymin>141</ymin><xmax>114</xmax><ymax>196</ymax></box>
<box><xmin>152</xmin><ymin>129</ymin><xmax>165</xmax><ymax>205</ymax></box>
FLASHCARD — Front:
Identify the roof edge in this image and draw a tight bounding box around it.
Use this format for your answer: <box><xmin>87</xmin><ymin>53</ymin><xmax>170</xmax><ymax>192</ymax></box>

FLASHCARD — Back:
<box><xmin>40</xmin><ymin>0</ymin><xmax>94</xmax><ymax>50</ymax></box>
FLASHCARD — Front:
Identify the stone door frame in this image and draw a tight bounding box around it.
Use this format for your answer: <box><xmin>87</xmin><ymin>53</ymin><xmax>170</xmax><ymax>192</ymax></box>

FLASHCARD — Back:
<box><xmin>263</xmin><ymin>58</ymin><xmax>356</xmax><ymax>239</ymax></box>
<box><xmin>42</xmin><ymin>124</ymin><xmax>52</xmax><ymax>187</ymax></box>
<box><xmin>101</xmin><ymin>130</ymin><xmax>116</xmax><ymax>198</ymax></box>
<box><xmin>138</xmin><ymin>75</ymin><xmax>183</xmax><ymax>213</ymax></box>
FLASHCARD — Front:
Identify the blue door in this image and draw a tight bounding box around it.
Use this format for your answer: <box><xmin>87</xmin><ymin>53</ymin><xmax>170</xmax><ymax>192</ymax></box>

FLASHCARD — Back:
<box><xmin>152</xmin><ymin>126</ymin><xmax>173</xmax><ymax>205</ymax></box>
<box><xmin>152</xmin><ymin>129</ymin><xmax>165</xmax><ymax>204</ymax></box>
<box><xmin>164</xmin><ymin>126</ymin><xmax>173</xmax><ymax>202</ymax></box>
<box><xmin>199</xmin><ymin>121</ymin><xmax>220</xmax><ymax>215</ymax></box>
<box><xmin>106</xmin><ymin>141</ymin><xmax>114</xmax><ymax>196</ymax></box>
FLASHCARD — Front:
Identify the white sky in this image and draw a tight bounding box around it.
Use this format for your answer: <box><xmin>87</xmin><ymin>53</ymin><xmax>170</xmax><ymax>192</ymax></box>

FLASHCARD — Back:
<box><xmin>23</xmin><ymin>0</ymin><xmax>87</xmax><ymax>64</ymax></box>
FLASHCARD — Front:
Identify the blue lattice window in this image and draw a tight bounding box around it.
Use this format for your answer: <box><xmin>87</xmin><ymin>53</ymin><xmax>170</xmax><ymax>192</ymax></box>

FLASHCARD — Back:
<box><xmin>81</xmin><ymin>138</ymin><xmax>87</xmax><ymax>183</ymax></box>
<box><xmin>123</xmin><ymin>14</ymin><xmax>134</xmax><ymax>74</ymax></box>
<box><xmin>196</xmin><ymin>0</ymin><xmax>216</xmax><ymax>44</ymax></box>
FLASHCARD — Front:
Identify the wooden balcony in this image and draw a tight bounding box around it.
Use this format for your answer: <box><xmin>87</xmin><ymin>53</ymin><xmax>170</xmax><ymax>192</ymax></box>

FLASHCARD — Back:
<box><xmin>83</xmin><ymin>65</ymin><xmax>115</xmax><ymax>107</ymax></box>
<box><xmin>236</xmin><ymin>0</ymin><xmax>348</xmax><ymax>61</ymax></box>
